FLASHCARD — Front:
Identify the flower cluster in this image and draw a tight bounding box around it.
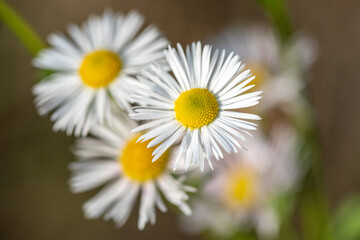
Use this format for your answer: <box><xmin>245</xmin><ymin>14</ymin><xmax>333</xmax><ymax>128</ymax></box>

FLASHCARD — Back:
<box><xmin>179</xmin><ymin>24</ymin><xmax>316</xmax><ymax>239</ymax></box>
<box><xmin>33</xmin><ymin>10</ymin><xmax>264</xmax><ymax>230</ymax></box>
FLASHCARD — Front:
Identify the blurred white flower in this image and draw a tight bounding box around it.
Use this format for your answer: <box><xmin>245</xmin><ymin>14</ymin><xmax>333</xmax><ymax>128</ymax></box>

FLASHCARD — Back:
<box><xmin>69</xmin><ymin>114</ymin><xmax>194</xmax><ymax>230</ymax></box>
<box><xmin>209</xmin><ymin>25</ymin><xmax>317</xmax><ymax>115</ymax></box>
<box><xmin>33</xmin><ymin>10</ymin><xmax>168</xmax><ymax>136</ymax></box>
<box><xmin>180</xmin><ymin>125</ymin><xmax>300</xmax><ymax>239</ymax></box>
<box><xmin>130</xmin><ymin>42</ymin><xmax>262</xmax><ymax>171</ymax></box>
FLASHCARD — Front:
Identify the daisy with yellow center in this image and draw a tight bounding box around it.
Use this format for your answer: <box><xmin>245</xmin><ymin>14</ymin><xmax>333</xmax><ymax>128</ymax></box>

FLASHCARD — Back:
<box><xmin>210</xmin><ymin>24</ymin><xmax>317</xmax><ymax>114</ymax></box>
<box><xmin>130</xmin><ymin>42</ymin><xmax>262</xmax><ymax>170</ymax></box>
<box><xmin>223</xmin><ymin>166</ymin><xmax>259</xmax><ymax>210</ymax></box>
<box><xmin>33</xmin><ymin>10</ymin><xmax>168</xmax><ymax>136</ymax></box>
<box><xmin>182</xmin><ymin>128</ymin><xmax>300</xmax><ymax>239</ymax></box>
<box><xmin>69</xmin><ymin>116</ymin><xmax>194</xmax><ymax>230</ymax></box>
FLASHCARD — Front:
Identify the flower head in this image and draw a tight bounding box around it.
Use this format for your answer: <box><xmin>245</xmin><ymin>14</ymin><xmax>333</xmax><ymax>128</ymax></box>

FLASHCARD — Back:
<box><xmin>210</xmin><ymin>24</ymin><xmax>317</xmax><ymax>114</ymax></box>
<box><xmin>180</xmin><ymin>126</ymin><xmax>300</xmax><ymax>239</ymax></box>
<box><xmin>69</xmin><ymin>115</ymin><xmax>194</xmax><ymax>230</ymax></box>
<box><xmin>130</xmin><ymin>42</ymin><xmax>262</xmax><ymax>171</ymax></box>
<box><xmin>33</xmin><ymin>10</ymin><xmax>168</xmax><ymax>136</ymax></box>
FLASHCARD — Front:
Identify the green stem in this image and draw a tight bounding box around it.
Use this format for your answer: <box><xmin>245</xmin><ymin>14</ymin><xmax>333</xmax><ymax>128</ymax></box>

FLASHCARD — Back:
<box><xmin>0</xmin><ymin>0</ymin><xmax>45</xmax><ymax>56</ymax></box>
<box><xmin>255</xmin><ymin>0</ymin><xmax>293</xmax><ymax>43</ymax></box>
<box><xmin>255</xmin><ymin>0</ymin><xmax>332</xmax><ymax>239</ymax></box>
<box><xmin>298</xmin><ymin>92</ymin><xmax>332</xmax><ymax>240</ymax></box>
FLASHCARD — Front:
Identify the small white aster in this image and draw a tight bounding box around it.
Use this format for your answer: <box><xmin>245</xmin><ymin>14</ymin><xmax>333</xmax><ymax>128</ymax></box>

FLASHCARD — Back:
<box><xmin>33</xmin><ymin>10</ymin><xmax>168</xmax><ymax>136</ymax></box>
<box><xmin>209</xmin><ymin>24</ymin><xmax>317</xmax><ymax>113</ymax></box>
<box><xmin>69</xmin><ymin>115</ymin><xmax>194</xmax><ymax>230</ymax></box>
<box><xmin>130</xmin><ymin>41</ymin><xmax>262</xmax><ymax>171</ymax></box>
<box><xmin>180</xmin><ymin>125</ymin><xmax>300</xmax><ymax>239</ymax></box>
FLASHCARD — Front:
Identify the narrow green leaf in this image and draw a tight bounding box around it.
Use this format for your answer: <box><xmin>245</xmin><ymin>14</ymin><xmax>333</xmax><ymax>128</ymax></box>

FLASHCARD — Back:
<box><xmin>254</xmin><ymin>0</ymin><xmax>293</xmax><ymax>43</ymax></box>
<box><xmin>0</xmin><ymin>0</ymin><xmax>45</xmax><ymax>56</ymax></box>
<box><xmin>332</xmin><ymin>194</ymin><xmax>360</xmax><ymax>240</ymax></box>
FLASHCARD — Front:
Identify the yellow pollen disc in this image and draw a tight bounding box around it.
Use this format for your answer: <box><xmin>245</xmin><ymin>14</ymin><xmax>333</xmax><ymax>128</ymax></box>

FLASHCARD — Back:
<box><xmin>79</xmin><ymin>50</ymin><xmax>122</xmax><ymax>88</ymax></box>
<box><xmin>224</xmin><ymin>167</ymin><xmax>259</xmax><ymax>209</ymax></box>
<box><xmin>174</xmin><ymin>88</ymin><xmax>218</xmax><ymax>129</ymax></box>
<box><xmin>246</xmin><ymin>63</ymin><xmax>268</xmax><ymax>90</ymax></box>
<box><xmin>119</xmin><ymin>134</ymin><xmax>169</xmax><ymax>182</ymax></box>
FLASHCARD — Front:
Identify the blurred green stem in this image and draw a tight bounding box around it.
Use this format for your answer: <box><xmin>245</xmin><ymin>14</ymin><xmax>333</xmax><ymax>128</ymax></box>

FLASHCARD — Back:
<box><xmin>255</xmin><ymin>0</ymin><xmax>332</xmax><ymax>239</ymax></box>
<box><xmin>255</xmin><ymin>0</ymin><xmax>292</xmax><ymax>43</ymax></box>
<box><xmin>298</xmin><ymin>91</ymin><xmax>332</xmax><ymax>240</ymax></box>
<box><xmin>0</xmin><ymin>0</ymin><xmax>45</xmax><ymax>56</ymax></box>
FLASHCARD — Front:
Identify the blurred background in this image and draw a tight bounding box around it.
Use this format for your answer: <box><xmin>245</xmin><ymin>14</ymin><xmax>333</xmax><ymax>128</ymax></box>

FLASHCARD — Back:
<box><xmin>0</xmin><ymin>0</ymin><xmax>359</xmax><ymax>239</ymax></box>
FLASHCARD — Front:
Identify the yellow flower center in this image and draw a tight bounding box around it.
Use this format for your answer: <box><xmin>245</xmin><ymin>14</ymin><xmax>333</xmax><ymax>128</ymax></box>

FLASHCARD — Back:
<box><xmin>79</xmin><ymin>50</ymin><xmax>122</xmax><ymax>88</ymax></box>
<box><xmin>174</xmin><ymin>88</ymin><xmax>218</xmax><ymax>129</ymax></box>
<box><xmin>246</xmin><ymin>63</ymin><xmax>268</xmax><ymax>90</ymax></box>
<box><xmin>119</xmin><ymin>134</ymin><xmax>169</xmax><ymax>182</ymax></box>
<box><xmin>224</xmin><ymin>167</ymin><xmax>259</xmax><ymax>209</ymax></box>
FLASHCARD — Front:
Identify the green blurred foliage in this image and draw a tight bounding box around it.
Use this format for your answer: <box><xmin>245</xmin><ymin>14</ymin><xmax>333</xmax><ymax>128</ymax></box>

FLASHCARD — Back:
<box><xmin>332</xmin><ymin>195</ymin><xmax>360</xmax><ymax>240</ymax></box>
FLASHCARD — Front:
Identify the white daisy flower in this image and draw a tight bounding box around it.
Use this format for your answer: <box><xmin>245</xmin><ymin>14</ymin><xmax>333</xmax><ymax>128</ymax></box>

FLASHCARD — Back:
<box><xmin>69</xmin><ymin>115</ymin><xmax>194</xmax><ymax>230</ymax></box>
<box><xmin>130</xmin><ymin>42</ymin><xmax>262</xmax><ymax>171</ymax></box>
<box><xmin>209</xmin><ymin>24</ymin><xmax>317</xmax><ymax>114</ymax></box>
<box><xmin>180</xmin><ymin>125</ymin><xmax>300</xmax><ymax>239</ymax></box>
<box><xmin>33</xmin><ymin>10</ymin><xmax>168</xmax><ymax>136</ymax></box>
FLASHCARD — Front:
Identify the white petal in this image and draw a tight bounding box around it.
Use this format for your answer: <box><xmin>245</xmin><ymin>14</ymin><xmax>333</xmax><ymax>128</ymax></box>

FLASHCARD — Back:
<box><xmin>83</xmin><ymin>179</ymin><xmax>129</xmax><ymax>219</ymax></box>
<box><xmin>69</xmin><ymin>160</ymin><xmax>120</xmax><ymax>193</ymax></box>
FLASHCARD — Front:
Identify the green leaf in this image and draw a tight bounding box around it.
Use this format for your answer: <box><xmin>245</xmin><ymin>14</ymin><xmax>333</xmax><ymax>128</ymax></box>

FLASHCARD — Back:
<box><xmin>332</xmin><ymin>194</ymin><xmax>360</xmax><ymax>240</ymax></box>
<box><xmin>300</xmin><ymin>183</ymin><xmax>332</xmax><ymax>240</ymax></box>
<box><xmin>0</xmin><ymin>0</ymin><xmax>45</xmax><ymax>56</ymax></box>
<box><xmin>254</xmin><ymin>0</ymin><xmax>293</xmax><ymax>43</ymax></box>
<box><xmin>230</xmin><ymin>229</ymin><xmax>258</xmax><ymax>240</ymax></box>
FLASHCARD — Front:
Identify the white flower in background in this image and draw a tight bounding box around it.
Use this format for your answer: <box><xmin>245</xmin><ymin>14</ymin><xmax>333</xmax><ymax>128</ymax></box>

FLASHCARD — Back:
<box><xmin>69</xmin><ymin>115</ymin><xmax>194</xmax><ymax>230</ymax></box>
<box><xmin>209</xmin><ymin>25</ymin><xmax>317</xmax><ymax>113</ymax></box>
<box><xmin>130</xmin><ymin>42</ymin><xmax>262</xmax><ymax>171</ymax></box>
<box><xmin>33</xmin><ymin>10</ymin><xmax>168</xmax><ymax>136</ymax></box>
<box><xmin>180</xmin><ymin>125</ymin><xmax>300</xmax><ymax>239</ymax></box>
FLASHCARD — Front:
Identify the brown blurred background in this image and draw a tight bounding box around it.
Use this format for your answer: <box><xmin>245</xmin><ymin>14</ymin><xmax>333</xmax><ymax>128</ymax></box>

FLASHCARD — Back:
<box><xmin>0</xmin><ymin>0</ymin><xmax>359</xmax><ymax>239</ymax></box>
